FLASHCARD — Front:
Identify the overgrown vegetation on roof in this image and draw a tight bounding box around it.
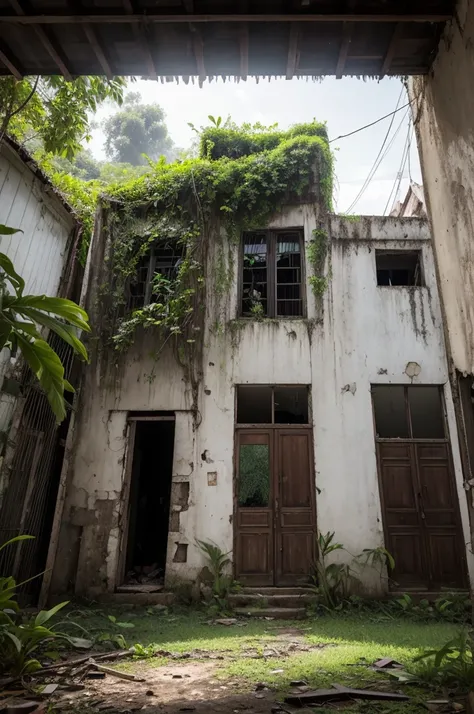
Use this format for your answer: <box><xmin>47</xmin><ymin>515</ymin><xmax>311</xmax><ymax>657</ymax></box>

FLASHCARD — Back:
<box><xmin>83</xmin><ymin>121</ymin><xmax>334</xmax><ymax>411</ymax></box>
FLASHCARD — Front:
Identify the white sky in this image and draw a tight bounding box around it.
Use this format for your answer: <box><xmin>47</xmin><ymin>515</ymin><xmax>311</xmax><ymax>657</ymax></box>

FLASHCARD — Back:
<box><xmin>88</xmin><ymin>75</ymin><xmax>421</xmax><ymax>216</ymax></box>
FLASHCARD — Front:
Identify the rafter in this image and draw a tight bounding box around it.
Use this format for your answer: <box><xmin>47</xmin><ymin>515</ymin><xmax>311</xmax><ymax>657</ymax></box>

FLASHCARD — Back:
<box><xmin>122</xmin><ymin>0</ymin><xmax>157</xmax><ymax>79</ymax></box>
<box><xmin>0</xmin><ymin>13</ymin><xmax>452</xmax><ymax>25</ymax></box>
<box><xmin>286</xmin><ymin>22</ymin><xmax>298</xmax><ymax>79</ymax></box>
<box><xmin>7</xmin><ymin>0</ymin><xmax>72</xmax><ymax>79</ymax></box>
<box><xmin>191</xmin><ymin>26</ymin><xmax>205</xmax><ymax>85</ymax></box>
<box><xmin>0</xmin><ymin>42</ymin><xmax>22</xmax><ymax>79</ymax></box>
<box><xmin>381</xmin><ymin>21</ymin><xmax>403</xmax><ymax>76</ymax></box>
<box><xmin>335</xmin><ymin>21</ymin><xmax>353</xmax><ymax>78</ymax></box>
<box><xmin>83</xmin><ymin>24</ymin><xmax>113</xmax><ymax>78</ymax></box>
<box><xmin>239</xmin><ymin>22</ymin><xmax>249</xmax><ymax>79</ymax></box>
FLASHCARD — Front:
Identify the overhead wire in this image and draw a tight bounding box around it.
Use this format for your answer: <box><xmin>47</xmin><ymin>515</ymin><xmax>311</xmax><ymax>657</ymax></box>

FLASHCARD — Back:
<box><xmin>344</xmin><ymin>88</ymin><xmax>407</xmax><ymax>214</ymax></box>
<box><xmin>383</xmin><ymin>118</ymin><xmax>412</xmax><ymax>216</ymax></box>
<box><xmin>328</xmin><ymin>96</ymin><xmax>415</xmax><ymax>144</ymax></box>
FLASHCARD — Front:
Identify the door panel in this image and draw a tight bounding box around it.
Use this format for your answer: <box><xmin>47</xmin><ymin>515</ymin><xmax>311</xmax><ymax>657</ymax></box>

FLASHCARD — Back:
<box><xmin>235</xmin><ymin>428</ymin><xmax>316</xmax><ymax>586</ymax></box>
<box><xmin>276</xmin><ymin>430</ymin><xmax>315</xmax><ymax>585</ymax></box>
<box><xmin>235</xmin><ymin>431</ymin><xmax>274</xmax><ymax>586</ymax></box>
<box><xmin>378</xmin><ymin>440</ymin><xmax>466</xmax><ymax>590</ymax></box>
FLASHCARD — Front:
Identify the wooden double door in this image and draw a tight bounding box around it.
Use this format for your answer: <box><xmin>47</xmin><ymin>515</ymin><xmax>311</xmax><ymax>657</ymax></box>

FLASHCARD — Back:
<box><xmin>378</xmin><ymin>441</ymin><xmax>467</xmax><ymax>590</ymax></box>
<box><xmin>235</xmin><ymin>428</ymin><xmax>316</xmax><ymax>586</ymax></box>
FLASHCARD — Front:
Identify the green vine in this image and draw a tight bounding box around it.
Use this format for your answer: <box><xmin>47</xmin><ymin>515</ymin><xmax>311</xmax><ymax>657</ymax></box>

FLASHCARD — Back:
<box><xmin>91</xmin><ymin>121</ymin><xmax>333</xmax><ymax>408</ymax></box>
<box><xmin>308</xmin><ymin>227</ymin><xmax>330</xmax><ymax>299</ymax></box>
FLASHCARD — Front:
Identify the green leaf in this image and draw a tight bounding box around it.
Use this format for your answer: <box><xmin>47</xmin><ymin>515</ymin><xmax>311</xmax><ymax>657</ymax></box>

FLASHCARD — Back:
<box><xmin>0</xmin><ymin>225</ymin><xmax>23</xmax><ymax>236</ymax></box>
<box><xmin>15</xmin><ymin>309</ymin><xmax>88</xmax><ymax>361</ymax></box>
<box><xmin>11</xmin><ymin>295</ymin><xmax>90</xmax><ymax>332</ymax></box>
<box><xmin>0</xmin><ymin>252</ymin><xmax>25</xmax><ymax>295</ymax></box>
<box><xmin>34</xmin><ymin>600</ymin><xmax>69</xmax><ymax>626</ymax></box>
<box><xmin>15</xmin><ymin>334</ymin><xmax>67</xmax><ymax>422</ymax></box>
<box><xmin>4</xmin><ymin>630</ymin><xmax>22</xmax><ymax>652</ymax></box>
<box><xmin>0</xmin><ymin>534</ymin><xmax>35</xmax><ymax>552</ymax></box>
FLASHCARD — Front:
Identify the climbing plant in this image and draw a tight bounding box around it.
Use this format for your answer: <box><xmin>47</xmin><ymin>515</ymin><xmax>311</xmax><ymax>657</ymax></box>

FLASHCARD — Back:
<box><xmin>96</xmin><ymin>121</ymin><xmax>334</xmax><ymax>407</ymax></box>
<box><xmin>308</xmin><ymin>227</ymin><xmax>330</xmax><ymax>301</ymax></box>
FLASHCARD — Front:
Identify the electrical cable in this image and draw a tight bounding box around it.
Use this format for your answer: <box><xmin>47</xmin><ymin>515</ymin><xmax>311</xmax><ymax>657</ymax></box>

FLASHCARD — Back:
<box><xmin>383</xmin><ymin>119</ymin><xmax>412</xmax><ymax>216</ymax></box>
<box><xmin>345</xmin><ymin>99</ymin><xmax>408</xmax><ymax>214</ymax></box>
<box><xmin>328</xmin><ymin>97</ymin><xmax>415</xmax><ymax>144</ymax></box>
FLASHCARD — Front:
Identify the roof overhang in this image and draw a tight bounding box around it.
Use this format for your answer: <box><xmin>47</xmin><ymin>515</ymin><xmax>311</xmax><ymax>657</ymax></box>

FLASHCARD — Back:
<box><xmin>0</xmin><ymin>2</ymin><xmax>454</xmax><ymax>80</ymax></box>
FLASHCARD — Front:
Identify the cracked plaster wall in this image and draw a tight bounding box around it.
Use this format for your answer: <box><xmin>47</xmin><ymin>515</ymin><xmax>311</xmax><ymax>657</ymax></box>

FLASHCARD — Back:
<box><xmin>50</xmin><ymin>208</ymin><xmax>473</xmax><ymax>598</ymax></box>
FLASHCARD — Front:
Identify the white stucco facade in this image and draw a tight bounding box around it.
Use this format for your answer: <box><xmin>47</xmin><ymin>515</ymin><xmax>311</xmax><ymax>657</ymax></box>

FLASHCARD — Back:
<box><xmin>50</xmin><ymin>204</ymin><xmax>473</xmax><ymax>599</ymax></box>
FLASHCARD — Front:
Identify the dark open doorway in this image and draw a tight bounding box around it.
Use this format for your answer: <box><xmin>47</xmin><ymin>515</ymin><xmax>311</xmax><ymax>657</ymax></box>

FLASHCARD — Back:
<box><xmin>122</xmin><ymin>418</ymin><xmax>175</xmax><ymax>589</ymax></box>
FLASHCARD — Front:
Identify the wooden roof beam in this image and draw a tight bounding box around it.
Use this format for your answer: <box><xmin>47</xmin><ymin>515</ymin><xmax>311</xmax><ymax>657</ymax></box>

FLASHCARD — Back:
<box><xmin>7</xmin><ymin>0</ymin><xmax>72</xmax><ymax>79</ymax></box>
<box><xmin>335</xmin><ymin>20</ymin><xmax>353</xmax><ymax>78</ymax></box>
<box><xmin>123</xmin><ymin>0</ymin><xmax>157</xmax><ymax>79</ymax></box>
<box><xmin>0</xmin><ymin>42</ymin><xmax>22</xmax><ymax>79</ymax></box>
<box><xmin>83</xmin><ymin>24</ymin><xmax>113</xmax><ymax>78</ymax></box>
<box><xmin>239</xmin><ymin>22</ymin><xmax>249</xmax><ymax>79</ymax></box>
<box><xmin>380</xmin><ymin>22</ymin><xmax>403</xmax><ymax>76</ymax></box>
<box><xmin>191</xmin><ymin>26</ymin><xmax>205</xmax><ymax>86</ymax></box>
<box><xmin>0</xmin><ymin>13</ymin><xmax>452</xmax><ymax>24</ymax></box>
<box><xmin>286</xmin><ymin>22</ymin><xmax>298</xmax><ymax>79</ymax></box>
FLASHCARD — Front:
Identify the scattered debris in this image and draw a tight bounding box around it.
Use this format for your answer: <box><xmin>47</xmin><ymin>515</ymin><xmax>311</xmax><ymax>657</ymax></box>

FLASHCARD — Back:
<box><xmin>172</xmin><ymin>674</ymin><xmax>183</xmax><ymax>679</ymax></box>
<box><xmin>270</xmin><ymin>670</ymin><xmax>284</xmax><ymax>675</ymax></box>
<box><xmin>214</xmin><ymin>619</ymin><xmax>238</xmax><ymax>626</ymax></box>
<box><xmin>424</xmin><ymin>701</ymin><xmax>465</xmax><ymax>713</ymax></box>
<box><xmin>40</xmin><ymin>684</ymin><xmax>58</xmax><ymax>695</ymax></box>
<box><xmin>85</xmin><ymin>672</ymin><xmax>107</xmax><ymax>680</ymax></box>
<box><xmin>92</xmin><ymin>663</ymin><xmax>145</xmax><ymax>683</ymax></box>
<box><xmin>289</xmin><ymin>680</ymin><xmax>308</xmax><ymax>687</ymax></box>
<box><xmin>285</xmin><ymin>683</ymin><xmax>410</xmax><ymax>706</ymax></box>
<box><xmin>145</xmin><ymin>690</ymin><xmax>154</xmax><ymax>696</ymax></box>
<box><xmin>373</xmin><ymin>658</ymin><xmax>403</xmax><ymax>669</ymax></box>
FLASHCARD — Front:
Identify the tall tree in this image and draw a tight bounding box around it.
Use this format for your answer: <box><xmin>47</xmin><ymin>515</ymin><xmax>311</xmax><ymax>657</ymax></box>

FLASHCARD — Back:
<box><xmin>103</xmin><ymin>91</ymin><xmax>173</xmax><ymax>165</ymax></box>
<box><xmin>0</xmin><ymin>75</ymin><xmax>126</xmax><ymax>159</ymax></box>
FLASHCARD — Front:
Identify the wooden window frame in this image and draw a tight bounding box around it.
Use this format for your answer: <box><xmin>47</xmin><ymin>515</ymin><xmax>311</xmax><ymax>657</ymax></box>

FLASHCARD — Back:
<box><xmin>371</xmin><ymin>384</ymin><xmax>449</xmax><ymax>443</ymax></box>
<box><xmin>235</xmin><ymin>384</ymin><xmax>311</xmax><ymax>427</ymax></box>
<box><xmin>239</xmin><ymin>229</ymin><xmax>306</xmax><ymax>319</ymax></box>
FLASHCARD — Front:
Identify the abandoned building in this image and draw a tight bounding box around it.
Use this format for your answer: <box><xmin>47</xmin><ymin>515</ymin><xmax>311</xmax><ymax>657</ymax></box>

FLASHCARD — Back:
<box><xmin>0</xmin><ymin>136</ymin><xmax>83</xmax><ymax>603</ymax></box>
<box><xmin>29</xmin><ymin>122</ymin><xmax>470</xmax><ymax>606</ymax></box>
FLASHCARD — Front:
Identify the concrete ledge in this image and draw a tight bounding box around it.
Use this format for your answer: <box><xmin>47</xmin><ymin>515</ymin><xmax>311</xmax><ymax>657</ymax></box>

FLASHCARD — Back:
<box><xmin>96</xmin><ymin>592</ymin><xmax>175</xmax><ymax>606</ymax></box>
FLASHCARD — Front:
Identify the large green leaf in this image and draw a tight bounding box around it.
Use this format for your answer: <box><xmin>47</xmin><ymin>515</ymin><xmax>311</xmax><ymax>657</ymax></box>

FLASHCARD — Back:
<box><xmin>34</xmin><ymin>601</ymin><xmax>69</xmax><ymax>627</ymax></box>
<box><xmin>15</xmin><ymin>309</ymin><xmax>88</xmax><ymax>362</ymax></box>
<box><xmin>0</xmin><ymin>225</ymin><xmax>23</xmax><ymax>236</ymax></box>
<box><xmin>0</xmin><ymin>253</ymin><xmax>25</xmax><ymax>296</ymax></box>
<box><xmin>15</xmin><ymin>333</ymin><xmax>68</xmax><ymax>422</ymax></box>
<box><xmin>0</xmin><ymin>535</ymin><xmax>35</xmax><ymax>553</ymax></box>
<box><xmin>12</xmin><ymin>296</ymin><xmax>90</xmax><ymax>332</ymax></box>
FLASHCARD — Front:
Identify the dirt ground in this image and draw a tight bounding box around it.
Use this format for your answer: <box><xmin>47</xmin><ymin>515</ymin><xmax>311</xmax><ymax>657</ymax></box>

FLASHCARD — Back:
<box><xmin>58</xmin><ymin>661</ymin><xmax>284</xmax><ymax>714</ymax></box>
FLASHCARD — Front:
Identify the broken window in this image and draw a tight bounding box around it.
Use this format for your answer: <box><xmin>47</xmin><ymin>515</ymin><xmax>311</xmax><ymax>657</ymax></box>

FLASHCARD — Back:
<box><xmin>236</xmin><ymin>385</ymin><xmax>309</xmax><ymax>424</ymax></box>
<box><xmin>241</xmin><ymin>230</ymin><xmax>304</xmax><ymax>318</ymax></box>
<box><xmin>372</xmin><ymin>385</ymin><xmax>446</xmax><ymax>439</ymax></box>
<box><xmin>126</xmin><ymin>242</ymin><xmax>184</xmax><ymax>311</ymax></box>
<box><xmin>375</xmin><ymin>250</ymin><xmax>423</xmax><ymax>287</ymax></box>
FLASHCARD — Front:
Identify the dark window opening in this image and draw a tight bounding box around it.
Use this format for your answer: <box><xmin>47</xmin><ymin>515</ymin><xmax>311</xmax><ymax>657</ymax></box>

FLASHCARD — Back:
<box><xmin>372</xmin><ymin>385</ymin><xmax>446</xmax><ymax>439</ymax></box>
<box><xmin>237</xmin><ymin>386</ymin><xmax>272</xmax><ymax>424</ymax></box>
<box><xmin>127</xmin><ymin>242</ymin><xmax>184</xmax><ymax>311</ymax></box>
<box><xmin>376</xmin><ymin>250</ymin><xmax>423</xmax><ymax>287</ymax></box>
<box><xmin>274</xmin><ymin>386</ymin><xmax>308</xmax><ymax>424</ymax></box>
<box><xmin>236</xmin><ymin>385</ymin><xmax>309</xmax><ymax>424</ymax></box>
<box><xmin>241</xmin><ymin>230</ymin><xmax>304</xmax><ymax>318</ymax></box>
<box><xmin>123</xmin><ymin>419</ymin><xmax>175</xmax><ymax>588</ymax></box>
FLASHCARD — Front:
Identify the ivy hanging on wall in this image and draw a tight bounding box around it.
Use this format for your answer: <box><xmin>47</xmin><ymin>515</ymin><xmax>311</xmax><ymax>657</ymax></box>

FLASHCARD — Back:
<box><xmin>92</xmin><ymin>120</ymin><xmax>334</xmax><ymax>403</ymax></box>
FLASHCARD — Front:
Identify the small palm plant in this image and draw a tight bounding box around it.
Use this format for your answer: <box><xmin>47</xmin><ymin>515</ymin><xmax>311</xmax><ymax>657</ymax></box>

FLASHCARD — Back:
<box><xmin>195</xmin><ymin>539</ymin><xmax>232</xmax><ymax>612</ymax></box>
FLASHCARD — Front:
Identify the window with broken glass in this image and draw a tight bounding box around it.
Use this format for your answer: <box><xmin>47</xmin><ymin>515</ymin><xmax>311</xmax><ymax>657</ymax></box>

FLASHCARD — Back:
<box><xmin>241</xmin><ymin>230</ymin><xmax>304</xmax><ymax>318</ymax></box>
<box><xmin>126</xmin><ymin>242</ymin><xmax>184</xmax><ymax>311</ymax></box>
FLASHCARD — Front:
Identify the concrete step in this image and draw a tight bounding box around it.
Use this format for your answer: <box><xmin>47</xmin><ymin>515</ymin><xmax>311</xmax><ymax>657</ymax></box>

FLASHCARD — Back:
<box><xmin>240</xmin><ymin>587</ymin><xmax>314</xmax><ymax>596</ymax></box>
<box><xmin>234</xmin><ymin>606</ymin><xmax>307</xmax><ymax>620</ymax></box>
<box><xmin>229</xmin><ymin>593</ymin><xmax>315</xmax><ymax>608</ymax></box>
<box><xmin>97</xmin><ymin>592</ymin><xmax>174</xmax><ymax>606</ymax></box>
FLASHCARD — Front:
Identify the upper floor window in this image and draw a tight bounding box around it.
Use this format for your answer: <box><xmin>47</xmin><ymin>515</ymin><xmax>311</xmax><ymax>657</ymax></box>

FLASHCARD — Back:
<box><xmin>241</xmin><ymin>230</ymin><xmax>304</xmax><ymax>318</ymax></box>
<box><xmin>127</xmin><ymin>242</ymin><xmax>184</xmax><ymax>311</ymax></box>
<box><xmin>375</xmin><ymin>250</ymin><xmax>423</xmax><ymax>287</ymax></box>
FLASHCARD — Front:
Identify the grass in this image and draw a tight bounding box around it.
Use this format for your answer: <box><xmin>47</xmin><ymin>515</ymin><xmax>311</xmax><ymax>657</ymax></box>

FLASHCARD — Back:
<box><xmin>61</xmin><ymin>606</ymin><xmax>463</xmax><ymax>714</ymax></box>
